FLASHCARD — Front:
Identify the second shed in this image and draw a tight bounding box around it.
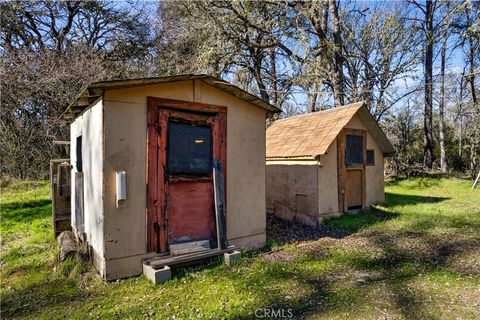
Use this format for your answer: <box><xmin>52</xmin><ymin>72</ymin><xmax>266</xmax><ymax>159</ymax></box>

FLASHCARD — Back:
<box><xmin>265</xmin><ymin>102</ymin><xmax>395</xmax><ymax>226</ymax></box>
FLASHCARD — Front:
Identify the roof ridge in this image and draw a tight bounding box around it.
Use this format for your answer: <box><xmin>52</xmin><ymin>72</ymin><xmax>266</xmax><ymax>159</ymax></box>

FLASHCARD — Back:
<box><xmin>272</xmin><ymin>101</ymin><xmax>364</xmax><ymax>125</ymax></box>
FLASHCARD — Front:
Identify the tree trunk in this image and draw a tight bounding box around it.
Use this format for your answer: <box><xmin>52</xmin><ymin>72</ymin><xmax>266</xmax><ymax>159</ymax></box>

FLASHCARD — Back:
<box><xmin>269</xmin><ymin>48</ymin><xmax>278</xmax><ymax>106</ymax></box>
<box><xmin>467</xmin><ymin>30</ymin><xmax>478</xmax><ymax>108</ymax></box>
<box><xmin>439</xmin><ymin>27</ymin><xmax>447</xmax><ymax>172</ymax></box>
<box><xmin>424</xmin><ymin>0</ymin><xmax>434</xmax><ymax>169</ymax></box>
<box><xmin>471</xmin><ymin>128</ymin><xmax>478</xmax><ymax>179</ymax></box>
<box><xmin>328</xmin><ymin>0</ymin><xmax>345</xmax><ymax>106</ymax></box>
<box><xmin>308</xmin><ymin>85</ymin><xmax>318</xmax><ymax>112</ymax></box>
<box><xmin>465</xmin><ymin>6</ymin><xmax>479</xmax><ymax>178</ymax></box>
<box><xmin>249</xmin><ymin>48</ymin><xmax>270</xmax><ymax>103</ymax></box>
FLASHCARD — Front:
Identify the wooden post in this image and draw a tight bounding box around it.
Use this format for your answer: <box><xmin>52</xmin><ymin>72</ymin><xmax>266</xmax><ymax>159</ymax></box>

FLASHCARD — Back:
<box><xmin>472</xmin><ymin>171</ymin><xmax>480</xmax><ymax>190</ymax></box>
<box><xmin>213</xmin><ymin>160</ymin><xmax>227</xmax><ymax>249</ymax></box>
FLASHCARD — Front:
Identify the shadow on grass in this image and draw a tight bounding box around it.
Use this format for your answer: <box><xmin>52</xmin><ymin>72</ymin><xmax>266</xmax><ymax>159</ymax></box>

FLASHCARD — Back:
<box><xmin>268</xmin><ymin>192</ymin><xmax>449</xmax><ymax>243</ymax></box>
<box><xmin>1</xmin><ymin>277</ymin><xmax>88</xmax><ymax>319</ymax></box>
<box><xmin>1</xmin><ymin>199</ymin><xmax>51</xmax><ymax>222</ymax></box>
<box><xmin>385</xmin><ymin>176</ymin><xmax>444</xmax><ymax>188</ymax></box>
<box><xmin>260</xmin><ymin>187</ymin><xmax>477</xmax><ymax>318</ymax></box>
<box><xmin>230</xmin><ymin>267</ymin><xmax>335</xmax><ymax>319</ymax></box>
<box><xmin>326</xmin><ymin>192</ymin><xmax>449</xmax><ymax>234</ymax></box>
<box><xmin>325</xmin><ymin>207</ymin><xmax>399</xmax><ymax>234</ymax></box>
<box><xmin>384</xmin><ymin>192</ymin><xmax>449</xmax><ymax>208</ymax></box>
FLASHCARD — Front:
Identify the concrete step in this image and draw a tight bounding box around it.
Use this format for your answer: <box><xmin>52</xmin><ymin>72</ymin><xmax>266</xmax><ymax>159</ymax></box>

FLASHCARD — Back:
<box><xmin>142</xmin><ymin>264</ymin><xmax>171</xmax><ymax>284</ymax></box>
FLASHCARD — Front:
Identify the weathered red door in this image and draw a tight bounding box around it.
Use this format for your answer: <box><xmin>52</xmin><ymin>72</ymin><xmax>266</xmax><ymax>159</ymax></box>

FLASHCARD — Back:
<box><xmin>147</xmin><ymin>98</ymin><xmax>226</xmax><ymax>253</ymax></box>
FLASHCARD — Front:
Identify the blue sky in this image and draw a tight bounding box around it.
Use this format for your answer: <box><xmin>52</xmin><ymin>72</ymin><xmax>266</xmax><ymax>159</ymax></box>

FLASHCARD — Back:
<box><xmin>121</xmin><ymin>0</ymin><xmax>471</xmax><ymax>116</ymax></box>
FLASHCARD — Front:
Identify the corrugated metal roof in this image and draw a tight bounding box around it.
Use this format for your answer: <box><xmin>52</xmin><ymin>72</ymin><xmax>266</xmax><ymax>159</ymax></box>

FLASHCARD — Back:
<box><xmin>266</xmin><ymin>102</ymin><xmax>395</xmax><ymax>159</ymax></box>
<box><xmin>64</xmin><ymin>74</ymin><xmax>280</xmax><ymax>120</ymax></box>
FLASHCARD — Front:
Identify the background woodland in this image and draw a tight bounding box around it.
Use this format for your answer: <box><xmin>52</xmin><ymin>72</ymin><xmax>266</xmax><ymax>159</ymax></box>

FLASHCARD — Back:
<box><xmin>1</xmin><ymin>0</ymin><xmax>479</xmax><ymax>179</ymax></box>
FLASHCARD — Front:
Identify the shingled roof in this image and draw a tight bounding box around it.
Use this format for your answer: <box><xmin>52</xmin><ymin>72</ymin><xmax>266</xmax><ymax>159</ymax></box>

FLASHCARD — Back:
<box><xmin>266</xmin><ymin>102</ymin><xmax>395</xmax><ymax>160</ymax></box>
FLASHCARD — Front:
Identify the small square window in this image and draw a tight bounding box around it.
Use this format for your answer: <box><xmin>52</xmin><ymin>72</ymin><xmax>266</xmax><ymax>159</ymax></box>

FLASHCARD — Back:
<box><xmin>366</xmin><ymin>150</ymin><xmax>375</xmax><ymax>166</ymax></box>
<box><xmin>167</xmin><ymin>121</ymin><xmax>212</xmax><ymax>176</ymax></box>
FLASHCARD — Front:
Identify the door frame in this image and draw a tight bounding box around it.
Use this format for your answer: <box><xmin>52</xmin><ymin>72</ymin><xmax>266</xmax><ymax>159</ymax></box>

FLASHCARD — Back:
<box><xmin>337</xmin><ymin>128</ymin><xmax>367</xmax><ymax>212</ymax></box>
<box><xmin>146</xmin><ymin>97</ymin><xmax>227</xmax><ymax>253</ymax></box>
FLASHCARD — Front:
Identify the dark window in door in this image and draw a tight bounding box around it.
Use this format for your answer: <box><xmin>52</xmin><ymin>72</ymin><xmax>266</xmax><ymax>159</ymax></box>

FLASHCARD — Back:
<box><xmin>345</xmin><ymin>135</ymin><xmax>364</xmax><ymax>165</ymax></box>
<box><xmin>76</xmin><ymin>135</ymin><xmax>83</xmax><ymax>172</ymax></box>
<box><xmin>167</xmin><ymin>121</ymin><xmax>212</xmax><ymax>176</ymax></box>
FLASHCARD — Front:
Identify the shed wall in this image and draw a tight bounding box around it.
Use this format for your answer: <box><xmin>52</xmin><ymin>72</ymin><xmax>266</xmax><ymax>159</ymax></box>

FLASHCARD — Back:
<box><xmin>101</xmin><ymin>80</ymin><xmax>267</xmax><ymax>277</ymax></box>
<box><xmin>70</xmin><ymin>99</ymin><xmax>105</xmax><ymax>274</ymax></box>
<box><xmin>317</xmin><ymin>139</ymin><xmax>340</xmax><ymax>215</ymax></box>
<box><xmin>265</xmin><ymin>164</ymin><xmax>318</xmax><ymax>225</ymax></box>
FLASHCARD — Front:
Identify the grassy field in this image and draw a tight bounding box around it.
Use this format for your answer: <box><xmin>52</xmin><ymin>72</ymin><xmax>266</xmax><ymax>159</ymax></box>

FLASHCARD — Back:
<box><xmin>1</xmin><ymin>178</ymin><xmax>479</xmax><ymax>319</ymax></box>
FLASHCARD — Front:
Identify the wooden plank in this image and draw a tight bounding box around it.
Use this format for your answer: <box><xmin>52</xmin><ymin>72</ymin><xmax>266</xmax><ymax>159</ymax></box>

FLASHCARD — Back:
<box><xmin>148</xmin><ymin>247</ymin><xmax>236</xmax><ymax>269</ymax></box>
<box><xmin>167</xmin><ymin>182</ymin><xmax>215</xmax><ymax>244</ymax></box>
<box><xmin>147</xmin><ymin>97</ymin><xmax>227</xmax><ymax>114</ymax></box>
<box><xmin>57</xmin><ymin>163</ymin><xmax>71</xmax><ymax>197</ymax></box>
<box><xmin>337</xmin><ymin>131</ymin><xmax>345</xmax><ymax>212</ymax></box>
<box><xmin>53</xmin><ymin>140</ymin><xmax>71</xmax><ymax>145</ymax></box>
<box><xmin>213</xmin><ymin>160</ymin><xmax>227</xmax><ymax>249</ymax></box>
<box><xmin>345</xmin><ymin>169</ymin><xmax>362</xmax><ymax>209</ymax></box>
<box><xmin>74</xmin><ymin>172</ymin><xmax>84</xmax><ymax>234</ymax></box>
<box><xmin>148</xmin><ymin>246</ymin><xmax>235</xmax><ymax>265</ymax></box>
<box><xmin>362</xmin><ymin>130</ymin><xmax>367</xmax><ymax>209</ymax></box>
<box><xmin>146</xmin><ymin>103</ymin><xmax>168</xmax><ymax>253</ymax></box>
<box><xmin>169</xmin><ymin>240</ymin><xmax>210</xmax><ymax>256</ymax></box>
<box><xmin>146</xmin><ymin>100</ymin><xmax>159</xmax><ymax>252</ymax></box>
<box><xmin>50</xmin><ymin>159</ymin><xmax>71</xmax><ymax>237</ymax></box>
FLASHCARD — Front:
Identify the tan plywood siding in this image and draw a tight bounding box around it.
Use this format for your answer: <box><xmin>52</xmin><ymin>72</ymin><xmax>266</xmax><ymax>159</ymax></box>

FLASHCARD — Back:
<box><xmin>344</xmin><ymin>114</ymin><xmax>385</xmax><ymax>206</ymax></box>
<box><xmin>102</xmin><ymin>80</ymin><xmax>267</xmax><ymax>260</ymax></box>
<box><xmin>365</xmin><ymin>131</ymin><xmax>385</xmax><ymax>205</ymax></box>
<box><xmin>317</xmin><ymin>139</ymin><xmax>339</xmax><ymax>215</ymax></box>
<box><xmin>70</xmin><ymin>99</ymin><xmax>104</xmax><ymax>262</ymax></box>
<box><xmin>195</xmin><ymin>80</ymin><xmax>267</xmax><ymax>248</ymax></box>
<box><xmin>266</xmin><ymin>164</ymin><xmax>318</xmax><ymax>218</ymax></box>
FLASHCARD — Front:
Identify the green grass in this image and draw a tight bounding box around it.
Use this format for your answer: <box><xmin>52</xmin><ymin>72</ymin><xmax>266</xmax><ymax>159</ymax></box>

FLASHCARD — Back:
<box><xmin>1</xmin><ymin>177</ymin><xmax>479</xmax><ymax>319</ymax></box>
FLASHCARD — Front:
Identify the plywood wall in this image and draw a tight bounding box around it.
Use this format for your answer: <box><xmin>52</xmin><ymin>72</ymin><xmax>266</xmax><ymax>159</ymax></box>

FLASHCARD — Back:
<box><xmin>266</xmin><ymin>164</ymin><xmax>318</xmax><ymax>224</ymax></box>
<box><xmin>70</xmin><ymin>99</ymin><xmax>105</xmax><ymax>275</ymax></box>
<box><xmin>317</xmin><ymin>140</ymin><xmax>340</xmax><ymax>215</ymax></box>
<box><xmin>101</xmin><ymin>80</ymin><xmax>267</xmax><ymax>266</ymax></box>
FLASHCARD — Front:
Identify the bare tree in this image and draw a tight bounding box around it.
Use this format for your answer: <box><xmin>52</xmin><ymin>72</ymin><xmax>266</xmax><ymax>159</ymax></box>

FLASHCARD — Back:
<box><xmin>0</xmin><ymin>0</ymin><xmax>156</xmax><ymax>179</ymax></box>
<box><xmin>343</xmin><ymin>2</ymin><xmax>420</xmax><ymax>121</ymax></box>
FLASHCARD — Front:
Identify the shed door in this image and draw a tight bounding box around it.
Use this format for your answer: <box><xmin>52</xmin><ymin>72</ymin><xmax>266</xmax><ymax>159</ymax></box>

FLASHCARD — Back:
<box><xmin>345</xmin><ymin>169</ymin><xmax>362</xmax><ymax>210</ymax></box>
<box><xmin>166</xmin><ymin>120</ymin><xmax>215</xmax><ymax>246</ymax></box>
<box><xmin>147</xmin><ymin>98</ymin><xmax>227</xmax><ymax>253</ymax></box>
<box><xmin>337</xmin><ymin>130</ymin><xmax>366</xmax><ymax>212</ymax></box>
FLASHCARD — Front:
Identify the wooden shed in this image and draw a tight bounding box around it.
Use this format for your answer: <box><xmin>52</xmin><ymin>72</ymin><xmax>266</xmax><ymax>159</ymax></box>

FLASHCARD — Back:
<box><xmin>64</xmin><ymin>74</ymin><xmax>280</xmax><ymax>280</ymax></box>
<box><xmin>265</xmin><ymin>102</ymin><xmax>394</xmax><ymax>226</ymax></box>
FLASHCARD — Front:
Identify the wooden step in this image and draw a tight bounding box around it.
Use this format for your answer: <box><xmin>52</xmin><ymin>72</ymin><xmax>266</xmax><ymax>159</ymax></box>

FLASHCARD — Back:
<box><xmin>144</xmin><ymin>246</ymin><xmax>236</xmax><ymax>270</ymax></box>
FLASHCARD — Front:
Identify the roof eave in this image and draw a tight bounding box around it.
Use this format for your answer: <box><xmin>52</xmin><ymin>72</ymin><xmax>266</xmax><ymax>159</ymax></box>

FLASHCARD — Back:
<box><xmin>266</xmin><ymin>155</ymin><xmax>319</xmax><ymax>160</ymax></box>
<box><xmin>63</xmin><ymin>87</ymin><xmax>103</xmax><ymax>121</ymax></box>
<box><xmin>64</xmin><ymin>74</ymin><xmax>281</xmax><ymax>121</ymax></box>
